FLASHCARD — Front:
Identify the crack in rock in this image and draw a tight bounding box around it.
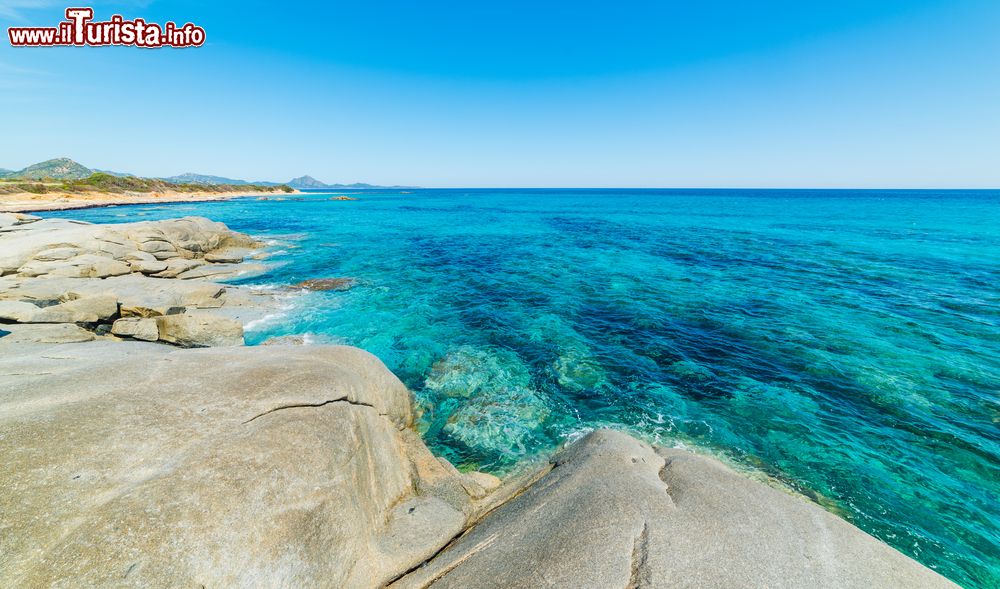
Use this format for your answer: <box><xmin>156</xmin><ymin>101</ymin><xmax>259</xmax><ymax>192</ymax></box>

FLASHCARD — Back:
<box><xmin>627</xmin><ymin>521</ymin><xmax>650</xmax><ymax>589</ymax></box>
<box><xmin>242</xmin><ymin>397</ymin><xmax>378</xmax><ymax>424</ymax></box>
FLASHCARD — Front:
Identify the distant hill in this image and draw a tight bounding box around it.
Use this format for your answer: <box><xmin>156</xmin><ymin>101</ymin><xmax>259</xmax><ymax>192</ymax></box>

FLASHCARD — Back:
<box><xmin>163</xmin><ymin>173</ymin><xmax>252</xmax><ymax>186</ymax></box>
<box><xmin>1</xmin><ymin>159</ymin><xmax>413</xmax><ymax>189</ymax></box>
<box><xmin>286</xmin><ymin>175</ymin><xmax>416</xmax><ymax>189</ymax></box>
<box><xmin>287</xmin><ymin>175</ymin><xmax>330</xmax><ymax>189</ymax></box>
<box><xmin>9</xmin><ymin>158</ymin><xmax>92</xmax><ymax>180</ymax></box>
<box><xmin>93</xmin><ymin>169</ymin><xmax>136</xmax><ymax>178</ymax></box>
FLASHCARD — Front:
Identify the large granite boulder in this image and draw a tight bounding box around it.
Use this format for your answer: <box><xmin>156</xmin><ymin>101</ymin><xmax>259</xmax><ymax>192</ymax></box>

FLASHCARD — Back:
<box><xmin>0</xmin><ymin>344</ymin><xmax>491</xmax><ymax>588</ymax></box>
<box><xmin>391</xmin><ymin>430</ymin><xmax>958</xmax><ymax>589</ymax></box>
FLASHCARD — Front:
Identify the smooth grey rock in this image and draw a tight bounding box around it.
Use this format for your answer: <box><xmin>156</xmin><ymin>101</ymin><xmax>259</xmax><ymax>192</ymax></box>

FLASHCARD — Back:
<box><xmin>129</xmin><ymin>259</ymin><xmax>169</xmax><ymax>275</ymax></box>
<box><xmin>110</xmin><ymin>317</ymin><xmax>159</xmax><ymax>341</ymax></box>
<box><xmin>0</xmin><ymin>300</ymin><xmax>41</xmax><ymax>322</ymax></box>
<box><xmin>0</xmin><ymin>322</ymin><xmax>95</xmax><ymax>344</ymax></box>
<box><xmin>391</xmin><ymin>430</ymin><xmax>958</xmax><ymax>589</ymax></box>
<box><xmin>155</xmin><ymin>313</ymin><xmax>244</xmax><ymax>347</ymax></box>
<box><xmin>0</xmin><ymin>343</ymin><xmax>481</xmax><ymax>588</ymax></box>
<box><xmin>124</xmin><ymin>250</ymin><xmax>157</xmax><ymax>263</ymax></box>
<box><xmin>175</xmin><ymin>263</ymin><xmax>266</xmax><ymax>281</ymax></box>
<box><xmin>17</xmin><ymin>254</ymin><xmax>132</xmax><ymax>279</ymax></box>
<box><xmin>138</xmin><ymin>239</ymin><xmax>177</xmax><ymax>254</ymax></box>
<box><xmin>204</xmin><ymin>248</ymin><xmax>247</xmax><ymax>264</ymax></box>
<box><xmin>30</xmin><ymin>294</ymin><xmax>118</xmax><ymax>324</ymax></box>
<box><xmin>150</xmin><ymin>257</ymin><xmax>205</xmax><ymax>278</ymax></box>
<box><xmin>32</xmin><ymin>247</ymin><xmax>80</xmax><ymax>262</ymax></box>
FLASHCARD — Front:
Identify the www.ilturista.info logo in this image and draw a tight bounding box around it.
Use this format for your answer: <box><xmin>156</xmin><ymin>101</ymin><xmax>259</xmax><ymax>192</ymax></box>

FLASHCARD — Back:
<box><xmin>7</xmin><ymin>7</ymin><xmax>205</xmax><ymax>48</ymax></box>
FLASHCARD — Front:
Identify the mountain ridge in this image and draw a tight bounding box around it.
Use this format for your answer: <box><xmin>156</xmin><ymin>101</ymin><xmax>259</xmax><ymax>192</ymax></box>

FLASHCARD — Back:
<box><xmin>0</xmin><ymin>159</ymin><xmax>413</xmax><ymax>189</ymax></box>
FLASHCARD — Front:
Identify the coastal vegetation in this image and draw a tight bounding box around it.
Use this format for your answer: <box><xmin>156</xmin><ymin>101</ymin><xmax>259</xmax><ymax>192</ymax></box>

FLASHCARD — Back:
<box><xmin>0</xmin><ymin>172</ymin><xmax>293</xmax><ymax>195</ymax></box>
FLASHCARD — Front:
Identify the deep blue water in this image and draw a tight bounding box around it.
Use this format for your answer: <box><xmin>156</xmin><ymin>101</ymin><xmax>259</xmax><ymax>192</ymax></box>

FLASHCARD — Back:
<box><xmin>48</xmin><ymin>189</ymin><xmax>1000</xmax><ymax>588</ymax></box>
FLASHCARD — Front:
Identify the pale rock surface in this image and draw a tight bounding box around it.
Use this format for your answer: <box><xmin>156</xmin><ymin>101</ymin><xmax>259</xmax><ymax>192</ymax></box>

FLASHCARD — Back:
<box><xmin>150</xmin><ymin>257</ymin><xmax>205</xmax><ymax>278</ymax></box>
<box><xmin>0</xmin><ymin>343</ymin><xmax>486</xmax><ymax>588</ymax></box>
<box><xmin>0</xmin><ymin>216</ymin><xmax>270</xmax><ymax>347</ymax></box>
<box><xmin>0</xmin><ymin>300</ymin><xmax>41</xmax><ymax>322</ymax></box>
<box><xmin>204</xmin><ymin>247</ymin><xmax>248</xmax><ymax>263</ymax></box>
<box><xmin>17</xmin><ymin>253</ymin><xmax>133</xmax><ymax>279</ymax></box>
<box><xmin>391</xmin><ymin>429</ymin><xmax>958</xmax><ymax>589</ymax></box>
<box><xmin>0</xmin><ymin>322</ymin><xmax>95</xmax><ymax>344</ymax></box>
<box><xmin>30</xmin><ymin>294</ymin><xmax>119</xmax><ymax>324</ymax></box>
<box><xmin>155</xmin><ymin>312</ymin><xmax>244</xmax><ymax>347</ymax></box>
<box><xmin>110</xmin><ymin>317</ymin><xmax>159</xmax><ymax>341</ymax></box>
<box><xmin>176</xmin><ymin>262</ymin><xmax>266</xmax><ymax>281</ymax></box>
<box><xmin>129</xmin><ymin>259</ymin><xmax>169</xmax><ymax>275</ymax></box>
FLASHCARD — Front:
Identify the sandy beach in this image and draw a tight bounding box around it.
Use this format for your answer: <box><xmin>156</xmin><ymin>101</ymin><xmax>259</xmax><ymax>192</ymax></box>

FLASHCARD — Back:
<box><xmin>0</xmin><ymin>187</ymin><xmax>300</xmax><ymax>213</ymax></box>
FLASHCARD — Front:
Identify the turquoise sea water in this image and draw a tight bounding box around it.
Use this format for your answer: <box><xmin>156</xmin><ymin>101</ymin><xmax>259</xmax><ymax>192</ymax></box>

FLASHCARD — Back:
<box><xmin>47</xmin><ymin>189</ymin><xmax>999</xmax><ymax>587</ymax></box>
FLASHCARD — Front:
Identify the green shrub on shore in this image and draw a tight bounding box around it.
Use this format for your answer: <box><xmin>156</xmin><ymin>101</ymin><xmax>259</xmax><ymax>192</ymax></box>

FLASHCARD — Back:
<box><xmin>22</xmin><ymin>173</ymin><xmax>294</xmax><ymax>195</ymax></box>
<box><xmin>0</xmin><ymin>182</ymin><xmax>49</xmax><ymax>194</ymax></box>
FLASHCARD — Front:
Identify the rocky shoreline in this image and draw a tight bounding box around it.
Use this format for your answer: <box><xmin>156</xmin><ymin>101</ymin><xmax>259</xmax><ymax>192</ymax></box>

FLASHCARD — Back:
<box><xmin>0</xmin><ymin>213</ymin><xmax>959</xmax><ymax>588</ymax></box>
<box><xmin>0</xmin><ymin>213</ymin><xmax>274</xmax><ymax>347</ymax></box>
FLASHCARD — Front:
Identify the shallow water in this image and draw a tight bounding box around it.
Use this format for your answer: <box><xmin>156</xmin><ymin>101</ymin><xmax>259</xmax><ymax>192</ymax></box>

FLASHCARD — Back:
<box><xmin>48</xmin><ymin>189</ymin><xmax>1000</xmax><ymax>587</ymax></box>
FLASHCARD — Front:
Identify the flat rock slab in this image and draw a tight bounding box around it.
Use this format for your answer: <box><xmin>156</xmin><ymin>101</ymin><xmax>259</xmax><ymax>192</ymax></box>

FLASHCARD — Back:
<box><xmin>0</xmin><ymin>322</ymin><xmax>96</xmax><ymax>344</ymax></box>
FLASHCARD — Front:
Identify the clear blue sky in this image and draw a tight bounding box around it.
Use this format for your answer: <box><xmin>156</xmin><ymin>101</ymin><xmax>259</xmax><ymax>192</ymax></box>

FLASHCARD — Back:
<box><xmin>1</xmin><ymin>0</ymin><xmax>998</xmax><ymax>187</ymax></box>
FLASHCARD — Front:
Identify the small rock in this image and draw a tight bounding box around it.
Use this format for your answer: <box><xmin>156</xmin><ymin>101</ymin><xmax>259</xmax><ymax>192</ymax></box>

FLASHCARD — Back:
<box><xmin>204</xmin><ymin>249</ymin><xmax>246</xmax><ymax>264</ymax></box>
<box><xmin>0</xmin><ymin>300</ymin><xmax>41</xmax><ymax>323</ymax></box>
<box><xmin>464</xmin><ymin>471</ymin><xmax>502</xmax><ymax>496</ymax></box>
<box><xmin>124</xmin><ymin>251</ymin><xmax>158</xmax><ymax>263</ymax></box>
<box><xmin>32</xmin><ymin>247</ymin><xmax>80</xmax><ymax>262</ymax></box>
<box><xmin>151</xmin><ymin>258</ymin><xmax>205</xmax><ymax>279</ymax></box>
<box><xmin>260</xmin><ymin>335</ymin><xmax>307</xmax><ymax>346</ymax></box>
<box><xmin>0</xmin><ymin>213</ymin><xmax>41</xmax><ymax>229</ymax></box>
<box><xmin>129</xmin><ymin>259</ymin><xmax>169</xmax><ymax>275</ymax></box>
<box><xmin>155</xmin><ymin>313</ymin><xmax>244</xmax><ymax>347</ymax></box>
<box><xmin>175</xmin><ymin>263</ymin><xmax>262</xmax><ymax>281</ymax></box>
<box><xmin>138</xmin><ymin>240</ymin><xmax>177</xmax><ymax>255</ymax></box>
<box><xmin>181</xmin><ymin>284</ymin><xmax>227</xmax><ymax>309</ymax></box>
<box><xmin>111</xmin><ymin>318</ymin><xmax>159</xmax><ymax>341</ymax></box>
<box><xmin>93</xmin><ymin>241</ymin><xmax>134</xmax><ymax>260</ymax></box>
<box><xmin>291</xmin><ymin>278</ymin><xmax>356</xmax><ymax>291</ymax></box>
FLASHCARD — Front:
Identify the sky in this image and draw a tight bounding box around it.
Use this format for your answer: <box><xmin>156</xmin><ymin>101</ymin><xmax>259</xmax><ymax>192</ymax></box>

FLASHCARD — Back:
<box><xmin>0</xmin><ymin>0</ymin><xmax>998</xmax><ymax>187</ymax></box>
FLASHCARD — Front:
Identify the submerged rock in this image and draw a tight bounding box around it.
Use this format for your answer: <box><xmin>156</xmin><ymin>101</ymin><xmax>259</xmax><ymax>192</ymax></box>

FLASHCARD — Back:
<box><xmin>441</xmin><ymin>386</ymin><xmax>551</xmax><ymax>458</ymax></box>
<box><xmin>424</xmin><ymin>346</ymin><xmax>551</xmax><ymax>459</ymax></box>
<box><xmin>292</xmin><ymin>277</ymin><xmax>357</xmax><ymax>291</ymax></box>
<box><xmin>424</xmin><ymin>346</ymin><xmax>532</xmax><ymax>399</ymax></box>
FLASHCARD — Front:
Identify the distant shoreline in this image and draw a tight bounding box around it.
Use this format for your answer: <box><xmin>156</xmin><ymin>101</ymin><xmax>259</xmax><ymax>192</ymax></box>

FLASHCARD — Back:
<box><xmin>0</xmin><ymin>188</ymin><xmax>301</xmax><ymax>213</ymax></box>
